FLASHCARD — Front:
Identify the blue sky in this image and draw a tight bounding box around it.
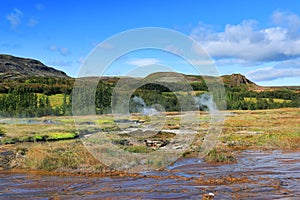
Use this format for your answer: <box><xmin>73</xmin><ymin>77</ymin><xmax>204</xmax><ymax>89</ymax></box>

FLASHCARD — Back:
<box><xmin>1</xmin><ymin>0</ymin><xmax>300</xmax><ymax>86</ymax></box>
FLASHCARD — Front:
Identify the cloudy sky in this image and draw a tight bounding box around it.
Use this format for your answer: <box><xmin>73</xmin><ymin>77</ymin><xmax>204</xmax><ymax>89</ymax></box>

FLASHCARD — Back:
<box><xmin>1</xmin><ymin>0</ymin><xmax>300</xmax><ymax>86</ymax></box>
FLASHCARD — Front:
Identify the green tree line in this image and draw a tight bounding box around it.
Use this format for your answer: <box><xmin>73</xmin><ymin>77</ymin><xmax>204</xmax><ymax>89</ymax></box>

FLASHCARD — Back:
<box><xmin>0</xmin><ymin>81</ymin><xmax>299</xmax><ymax>117</ymax></box>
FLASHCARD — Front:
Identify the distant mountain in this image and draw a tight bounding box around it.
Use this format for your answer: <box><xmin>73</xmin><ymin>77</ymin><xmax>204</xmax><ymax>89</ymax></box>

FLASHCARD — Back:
<box><xmin>1</xmin><ymin>54</ymin><xmax>298</xmax><ymax>92</ymax></box>
<box><xmin>142</xmin><ymin>72</ymin><xmax>260</xmax><ymax>90</ymax></box>
<box><xmin>0</xmin><ymin>54</ymin><xmax>70</xmax><ymax>81</ymax></box>
<box><xmin>221</xmin><ymin>73</ymin><xmax>259</xmax><ymax>88</ymax></box>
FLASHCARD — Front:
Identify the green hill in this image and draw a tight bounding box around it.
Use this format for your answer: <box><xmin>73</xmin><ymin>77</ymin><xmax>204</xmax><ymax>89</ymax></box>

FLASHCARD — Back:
<box><xmin>0</xmin><ymin>54</ymin><xmax>69</xmax><ymax>81</ymax></box>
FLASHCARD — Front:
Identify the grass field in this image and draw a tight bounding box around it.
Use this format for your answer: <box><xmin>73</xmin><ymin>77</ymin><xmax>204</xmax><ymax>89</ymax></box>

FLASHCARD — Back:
<box><xmin>220</xmin><ymin>108</ymin><xmax>300</xmax><ymax>149</ymax></box>
<box><xmin>36</xmin><ymin>93</ymin><xmax>69</xmax><ymax>107</ymax></box>
<box><xmin>0</xmin><ymin>108</ymin><xmax>299</xmax><ymax>172</ymax></box>
<box><xmin>162</xmin><ymin>91</ymin><xmax>205</xmax><ymax>95</ymax></box>
<box><xmin>244</xmin><ymin>97</ymin><xmax>291</xmax><ymax>103</ymax></box>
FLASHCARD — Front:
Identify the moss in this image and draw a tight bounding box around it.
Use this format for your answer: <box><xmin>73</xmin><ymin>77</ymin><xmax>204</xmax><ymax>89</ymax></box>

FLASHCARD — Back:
<box><xmin>47</xmin><ymin>132</ymin><xmax>77</xmax><ymax>140</ymax></box>
<box><xmin>96</xmin><ymin>118</ymin><xmax>114</xmax><ymax>124</ymax></box>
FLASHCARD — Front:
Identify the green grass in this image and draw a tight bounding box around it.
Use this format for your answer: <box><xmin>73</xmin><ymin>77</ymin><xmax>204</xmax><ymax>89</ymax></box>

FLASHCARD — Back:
<box><xmin>0</xmin><ymin>131</ymin><xmax>78</xmax><ymax>144</ymax></box>
<box><xmin>36</xmin><ymin>93</ymin><xmax>69</xmax><ymax>107</ymax></box>
<box><xmin>47</xmin><ymin>132</ymin><xmax>77</xmax><ymax>140</ymax></box>
<box><xmin>49</xmin><ymin>94</ymin><xmax>69</xmax><ymax>107</ymax></box>
<box><xmin>96</xmin><ymin>118</ymin><xmax>114</xmax><ymax>124</ymax></box>
<box><xmin>244</xmin><ymin>97</ymin><xmax>291</xmax><ymax>103</ymax></box>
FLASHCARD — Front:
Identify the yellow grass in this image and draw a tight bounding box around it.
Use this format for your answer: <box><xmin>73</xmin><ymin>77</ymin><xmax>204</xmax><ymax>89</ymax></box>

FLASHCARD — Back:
<box><xmin>220</xmin><ymin>108</ymin><xmax>300</xmax><ymax>149</ymax></box>
<box><xmin>36</xmin><ymin>93</ymin><xmax>69</xmax><ymax>107</ymax></box>
<box><xmin>0</xmin><ymin>108</ymin><xmax>299</xmax><ymax>172</ymax></box>
<box><xmin>244</xmin><ymin>97</ymin><xmax>291</xmax><ymax>103</ymax></box>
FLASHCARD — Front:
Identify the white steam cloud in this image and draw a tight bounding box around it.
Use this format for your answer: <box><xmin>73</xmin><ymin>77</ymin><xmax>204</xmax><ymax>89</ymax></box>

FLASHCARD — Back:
<box><xmin>194</xmin><ymin>93</ymin><xmax>218</xmax><ymax>113</ymax></box>
<box><xmin>133</xmin><ymin>96</ymin><xmax>160</xmax><ymax>116</ymax></box>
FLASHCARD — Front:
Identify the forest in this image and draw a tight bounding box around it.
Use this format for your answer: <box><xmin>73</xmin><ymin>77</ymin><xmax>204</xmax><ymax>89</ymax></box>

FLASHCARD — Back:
<box><xmin>0</xmin><ymin>77</ymin><xmax>299</xmax><ymax>117</ymax></box>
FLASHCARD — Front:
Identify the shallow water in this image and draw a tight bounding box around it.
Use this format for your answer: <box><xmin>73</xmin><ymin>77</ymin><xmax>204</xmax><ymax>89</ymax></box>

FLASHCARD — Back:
<box><xmin>1</xmin><ymin>150</ymin><xmax>300</xmax><ymax>199</ymax></box>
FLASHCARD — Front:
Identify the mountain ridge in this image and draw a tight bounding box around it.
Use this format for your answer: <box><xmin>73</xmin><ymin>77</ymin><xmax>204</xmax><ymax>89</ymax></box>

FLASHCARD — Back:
<box><xmin>0</xmin><ymin>54</ymin><xmax>69</xmax><ymax>80</ymax></box>
<box><xmin>0</xmin><ymin>54</ymin><xmax>298</xmax><ymax>91</ymax></box>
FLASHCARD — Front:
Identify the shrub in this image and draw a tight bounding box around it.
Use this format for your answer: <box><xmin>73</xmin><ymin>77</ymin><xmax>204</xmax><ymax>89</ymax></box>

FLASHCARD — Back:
<box><xmin>205</xmin><ymin>148</ymin><xmax>236</xmax><ymax>163</ymax></box>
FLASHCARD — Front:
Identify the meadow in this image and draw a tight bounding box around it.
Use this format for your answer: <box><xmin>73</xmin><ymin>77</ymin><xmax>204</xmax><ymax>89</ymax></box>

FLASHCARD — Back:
<box><xmin>0</xmin><ymin>108</ymin><xmax>299</xmax><ymax>173</ymax></box>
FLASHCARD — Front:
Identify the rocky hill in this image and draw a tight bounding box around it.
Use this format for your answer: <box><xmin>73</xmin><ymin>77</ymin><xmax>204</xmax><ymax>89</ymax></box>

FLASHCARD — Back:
<box><xmin>1</xmin><ymin>54</ymin><xmax>297</xmax><ymax>92</ymax></box>
<box><xmin>0</xmin><ymin>54</ymin><xmax>70</xmax><ymax>81</ymax></box>
<box><xmin>221</xmin><ymin>73</ymin><xmax>258</xmax><ymax>88</ymax></box>
<box><xmin>0</xmin><ymin>54</ymin><xmax>259</xmax><ymax>89</ymax></box>
<box><xmin>141</xmin><ymin>72</ymin><xmax>259</xmax><ymax>89</ymax></box>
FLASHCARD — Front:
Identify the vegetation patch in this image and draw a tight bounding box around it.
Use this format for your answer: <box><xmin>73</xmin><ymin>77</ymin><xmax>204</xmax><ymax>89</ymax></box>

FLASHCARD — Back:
<box><xmin>0</xmin><ymin>132</ymin><xmax>78</xmax><ymax>144</ymax></box>
<box><xmin>204</xmin><ymin>148</ymin><xmax>236</xmax><ymax>163</ymax></box>
<box><xmin>112</xmin><ymin>139</ymin><xmax>132</xmax><ymax>146</ymax></box>
<box><xmin>221</xmin><ymin>108</ymin><xmax>300</xmax><ymax>150</ymax></box>
<box><xmin>124</xmin><ymin>145</ymin><xmax>153</xmax><ymax>153</ymax></box>
<box><xmin>97</xmin><ymin>118</ymin><xmax>114</xmax><ymax>124</ymax></box>
<box><xmin>244</xmin><ymin>97</ymin><xmax>292</xmax><ymax>103</ymax></box>
<box><xmin>19</xmin><ymin>140</ymin><xmax>102</xmax><ymax>171</ymax></box>
<box><xmin>149</xmin><ymin>131</ymin><xmax>176</xmax><ymax>140</ymax></box>
<box><xmin>47</xmin><ymin>132</ymin><xmax>78</xmax><ymax>140</ymax></box>
<box><xmin>0</xmin><ymin>128</ymin><xmax>5</xmax><ymax>137</ymax></box>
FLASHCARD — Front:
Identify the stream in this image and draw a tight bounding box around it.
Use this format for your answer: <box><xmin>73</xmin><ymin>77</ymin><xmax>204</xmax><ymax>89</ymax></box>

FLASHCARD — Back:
<box><xmin>1</xmin><ymin>150</ymin><xmax>300</xmax><ymax>199</ymax></box>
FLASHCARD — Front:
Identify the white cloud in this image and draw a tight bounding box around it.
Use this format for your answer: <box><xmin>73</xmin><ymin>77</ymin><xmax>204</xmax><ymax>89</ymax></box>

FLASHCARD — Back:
<box><xmin>6</xmin><ymin>8</ymin><xmax>23</xmax><ymax>29</ymax></box>
<box><xmin>272</xmin><ymin>11</ymin><xmax>300</xmax><ymax>35</ymax></box>
<box><xmin>127</xmin><ymin>58</ymin><xmax>160</xmax><ymax>66</ymax></box>
<box><xmin>48</xmin><ymin>45</ymin><xmax>71</xmax><ymax>56</ymax></box>
<box><xmin>191</xmin><ymin>11</ymin><xmax>300</xmax><ymax>63</ymax></box>
<box><xmin>247</xmin><ymin>59</ymin><xmax>300</xmax><ymax>81</ymax></box>
<box><xmin>215</xmin><ymin>58</ymin><xmax>250</xmax><ymax>66</ymax></box>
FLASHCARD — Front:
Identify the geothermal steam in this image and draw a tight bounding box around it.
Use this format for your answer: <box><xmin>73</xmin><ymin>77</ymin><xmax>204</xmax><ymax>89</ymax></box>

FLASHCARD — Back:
<box><xmin>194</xmin><ymin>93</ymin><xmax>218</xmax><ymax>113</ymax></box>
<box><xmin>133</xmin><ymin>96</ymin><xmax>160</xmax><ymax>116</ymax></box>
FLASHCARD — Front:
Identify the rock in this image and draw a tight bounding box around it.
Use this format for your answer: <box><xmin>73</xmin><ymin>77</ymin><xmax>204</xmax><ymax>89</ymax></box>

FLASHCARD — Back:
<box><xmin>0</xmin><ymin>151</ymin><xmax>16</xmax><ymax>169</ymax></box>
<box><xmin>144</xmin><ymin>139</ymin><xmax>169</xmax><ymax>148</ymax></box>
<box><xmin>222</xmin><ymin>73</ymin><xmax>257</xmax><ymax>87</ymax></box>
<box><xmin>0</xmin><ymin>148</ymin><xmax>27</xmax><ymax>170</ymax></box>
<box><xmin>202</xmin><ymin>192</ymin><xmax>215</xmax><ymax>200</ymax></box>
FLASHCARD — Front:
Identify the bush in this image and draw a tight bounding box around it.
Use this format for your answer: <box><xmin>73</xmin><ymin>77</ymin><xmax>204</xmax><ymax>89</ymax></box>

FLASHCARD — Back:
<box><xmin>39</xmin><ymin>149</ymin><xmax>79</xmax><ymax>170</ymax></box>
<box><xmin>205</xmin><ymin>148</ymin><xmax>236</xmax><ymax>163</ymax></box>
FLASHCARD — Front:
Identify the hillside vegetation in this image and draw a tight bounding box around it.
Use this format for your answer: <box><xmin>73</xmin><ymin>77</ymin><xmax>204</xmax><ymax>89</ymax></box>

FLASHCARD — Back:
<box><xmin>0</xmin><ymin>54</ymin><xmax>299</xmax><ymax>117</ymax></box>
